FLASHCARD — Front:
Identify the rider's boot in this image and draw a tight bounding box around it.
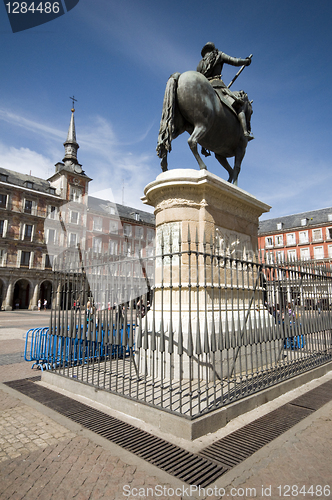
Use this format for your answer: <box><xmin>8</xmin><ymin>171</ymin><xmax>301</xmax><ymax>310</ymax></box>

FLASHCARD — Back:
<box><xmin>238</xmin><ymin>111</ymin><xmax>254</xmax><ymax>141</ymax></box>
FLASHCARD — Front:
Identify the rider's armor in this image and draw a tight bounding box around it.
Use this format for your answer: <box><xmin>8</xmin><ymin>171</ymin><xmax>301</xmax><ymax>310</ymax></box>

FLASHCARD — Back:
<box><xmin>197</xmin><ymin>43</ymin><xmax>254</xmax><ymax>141</ymax></box>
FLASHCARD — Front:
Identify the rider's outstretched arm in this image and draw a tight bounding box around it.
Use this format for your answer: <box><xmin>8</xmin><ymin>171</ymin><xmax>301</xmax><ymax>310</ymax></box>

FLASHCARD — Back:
<box><xmin>219</xmin><ymin>51</ymin><xmax>251</xmax><ymax>67</ymax></box>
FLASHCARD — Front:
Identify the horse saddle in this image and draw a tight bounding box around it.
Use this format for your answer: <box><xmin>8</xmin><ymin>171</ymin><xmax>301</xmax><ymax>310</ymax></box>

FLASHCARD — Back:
<box><xmin>209</xmin><ymin>79</ymin><xmax>239</xmax><ymax>116</ymax></box>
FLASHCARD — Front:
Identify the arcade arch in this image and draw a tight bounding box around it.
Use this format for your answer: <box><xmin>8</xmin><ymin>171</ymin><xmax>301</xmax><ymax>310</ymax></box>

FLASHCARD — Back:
<box><xmin>13</xmin><ymin>279</ymin><xmax>32</xmax><ymax>309</ymax></box>
<box><xmin>40</xmin><ymin>280</ymin><xmax>52</xmax><ymax>309</ymax></box>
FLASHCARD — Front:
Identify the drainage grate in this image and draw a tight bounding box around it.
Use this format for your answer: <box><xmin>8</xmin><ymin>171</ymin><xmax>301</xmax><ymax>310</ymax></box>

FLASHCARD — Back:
<box><xmin>4</xmin><ymin>378</ymin><xmax>227</xmax><ymax>487</ymax></box>
<box><xmin>199</xmin><ymin>403</ymin><xmax>313</xmax><ymax>468</ymax></box>
<box><xmin>4</xmin><ymin>378</ymin><xmax>332</xmax><ymax>486</ymax></box>
<box><xmin>199</xmin><ymin>380</ymin><xmax>332</xmax><ymax>468</ymax></box>
<box><xmin>289</xmin><ymin>379</ymin><xmax>332</xmax><ymax>411</ymax></box>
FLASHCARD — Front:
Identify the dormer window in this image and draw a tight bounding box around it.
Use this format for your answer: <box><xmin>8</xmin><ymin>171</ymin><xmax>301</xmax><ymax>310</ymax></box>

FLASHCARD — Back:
<box><xmin>25</xmin><ymin>181</ymin><xmax>34</xmax><ymax>189</ymax></box>
<box><xmin>0</xmin><ymin>174</ymin><xmax>8</xmax><ymax>182</ymax></box>
<box><xmin>48</xmin><ymin>187</ymin><xmax>56</xmax><ymax>195</ymax></box>
<box><xmin>277</xmin><ymin>222</ymin><xmax>283</xmax><ymax>230</ymax></box>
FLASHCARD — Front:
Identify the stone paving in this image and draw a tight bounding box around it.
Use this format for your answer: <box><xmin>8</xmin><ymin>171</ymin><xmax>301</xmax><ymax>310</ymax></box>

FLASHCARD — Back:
<box><xmin>0</xmin><ymin>311</ymin><xmax>331</xmax><ymax>500</ymax></box>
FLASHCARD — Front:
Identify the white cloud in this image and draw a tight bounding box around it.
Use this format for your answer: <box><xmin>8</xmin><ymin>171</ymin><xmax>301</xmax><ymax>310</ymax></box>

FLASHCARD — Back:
<box><xmin>0</xmin><ymin>109</ymin><xmax>63</xmax><ymax>141</ymax></box>
<box><xmin>0</xmin><ymin>143</ymin><xmax>55</xmax><ymax>179</ymax></box>
<box><xmin>0</xmin><ymin>108</ymin><xmax>156</xmax><ymax>211</ymax></box>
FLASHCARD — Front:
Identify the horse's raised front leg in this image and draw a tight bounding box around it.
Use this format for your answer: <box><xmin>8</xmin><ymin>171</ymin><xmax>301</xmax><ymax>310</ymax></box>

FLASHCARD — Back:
<box><xmin>214</xmin><ymin>153</ymin><xmax>234</xmax><ymax>183</ymax></box>
<box><xmin>187</xmin><ymin>124</ymin><xmax>208</xmax><ymax>170</ymax></box>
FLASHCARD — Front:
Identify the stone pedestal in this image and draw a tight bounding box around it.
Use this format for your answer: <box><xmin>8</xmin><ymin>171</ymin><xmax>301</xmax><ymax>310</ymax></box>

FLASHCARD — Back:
<box><xmin>141</xmin><ymin>169</ymin><xmax>272</xmax><ymax>380</ymax></box>
<box><xmin>142</xmin><ymin>168</ymin><xmax>270</xmax><ymax>255</ymax></box>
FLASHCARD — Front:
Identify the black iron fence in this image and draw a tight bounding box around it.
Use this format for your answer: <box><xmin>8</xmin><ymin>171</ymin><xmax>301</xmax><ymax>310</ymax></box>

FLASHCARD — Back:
<box><xmin>47</xmin><ymin>229</ymin><xmax>332</xmax><ymax>419</ymax></box>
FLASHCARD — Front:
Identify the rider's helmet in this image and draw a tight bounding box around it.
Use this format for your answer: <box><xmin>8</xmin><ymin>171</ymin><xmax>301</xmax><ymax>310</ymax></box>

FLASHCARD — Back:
<box><xmin>201</xmin><ymin>42</ymin><xmax>216</xmax><ymax>57</ymax></box>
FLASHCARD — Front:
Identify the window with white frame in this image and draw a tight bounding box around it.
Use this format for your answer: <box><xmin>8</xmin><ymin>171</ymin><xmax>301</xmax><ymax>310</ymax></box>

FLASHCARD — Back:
<box><xmin>24</xmin><ymin>224</ymin><xmax>33</xmax><ymax>241</ymax></box>
<box><xmin>313</xmin><ymin>246</ymin><xmax>324</xmax><ymax>260</ymax></box>
<box><xmin>136</xmin><ymin>226</ymin><xmax>144</xmax><ymax>240</ymax></box>
<box><xmin>69</xmin><ymin>233</ymin><xmax>77</xmax><ymax>247</ymax></box>
<box><xmin>0</xmin><ymin>220</ymin><xmax>4</xmax><ymax>237</ymax></box>
<box><xmin>275</xmin><ymin>235</ymin><xmax>283</xmax><ymax>247</ymax></box>
<box><xmin>109</xmin><ymin>220</ymin><xmax>118</xmax><ymax>234</ymax></box>
<box><xmin>287</xmin><ymin>249</ymin><xmax>297</xmax><ymax>261</ymax></box>
<box><xmin>326</xmin><ymin>227</ymin><xmax>332</xmax><ymax>240</ymax></box>
<box><xmin>299</xmin><ymin>230</ymin><xmax>309</xmax><ymax>244</ymax></box>
<box><xmin>45</xmin><ymin>254</ymin><xmax>54</xmax><ymax>269</ymax></box>
<box><xmin>0</xmin><ymin>193</ymin><xmax>7</xmax><ymax>208</ymax></box>
<box><xmin>0</xmin><ymin>248</ymin><xmax>5</xmax><ymax>266</ymax></box>
<box><xmin>24</xmin><ymin>199</ymin><xmax>33</xmax><ymax>214</ymax></box>
<box><xmin>286</xmin><ymin>233</ymin><xmax>296</xmax><ymax>246</ymax></box>
<box><xmin>276</xmin><ymin>250</ymin><xmax>284</xmax><ymax>262</ymax></box>
<box><xmin>70</xmin><ymin>211</ymin><xmax>79</xmax><ymax>224</ymax></box>
<box><xmin>93</xmin><ymin>237</ymin><xmax>102</xmax><ymax>253</ymax></box>
<box><xmin>312</xmin><ymin>228</ymin><xmax>322</xmax><ymax>242</ymax></box>
<box><xmin>328</xmin><ymin>245</ymin><xmax>332</xmax><ymax>258</ymax></box>
<box><xmin>47</xmin><ymin>229</ymin><xmax>56</xmax><ymax>244</ymax></box>
<box><xmin>123</xmin><ymin>224</ymin><xmax>132</xmax><ymax>237</ymax></box>
<box><xmin>147</xmin><ymin>228</ymin><xmax>154</xmax><ymax>242</ymax></box>
<box><xmin>20</xmin><ymin>251</ymin><xmax>31</xmax><ymax>267</ymax></box>
<box><xmin>300</xmin><ymin>247</ymin><xmax>310</xmax><ymax>260</ymax></box>
<box><xmin>48</xmin><ymin>205</ymin><xmax>56</xmax><ymax>219</ymax></box>
<box><xmin>109</xmin><ymin>240</ymin><xmax>118</xmax><ymax>255</ymax></box>
<box><xmin>93</xmin><ymin>216</ymin><xmax>103</xmax><ymax>231</ymax></box>
<box><xmin>70</xmin><ymin>186</ymin><xmax>82</xmax><ymax>202</ymax></box>
<box><xmin>265</xmin><ymin>236</ymin><xmax>273</xmax><ymax>248</ymax></box>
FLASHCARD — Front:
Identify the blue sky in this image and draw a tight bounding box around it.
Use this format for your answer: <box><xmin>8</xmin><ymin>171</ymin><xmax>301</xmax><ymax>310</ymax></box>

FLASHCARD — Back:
<box><xmin>0</xmin><ymin>0</ymin><xmax>331</xmax><ymax>220</ymax></box>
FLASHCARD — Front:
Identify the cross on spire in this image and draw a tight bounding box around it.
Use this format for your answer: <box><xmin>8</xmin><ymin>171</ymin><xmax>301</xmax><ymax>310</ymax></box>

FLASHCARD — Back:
<box><xmin>69</xmin><ymin>95</ymin><xmax>77</xmax><ymax>112</ymax></box>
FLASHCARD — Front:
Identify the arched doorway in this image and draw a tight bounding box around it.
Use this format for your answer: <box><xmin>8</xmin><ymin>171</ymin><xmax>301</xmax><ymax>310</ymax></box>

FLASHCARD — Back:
<box><xmin>40</xmin><ymin>280</ymin><xmax>52</xmax><ymax>309</ymax></box>
<box><xmin>13</xmin><ymin>279</ymin><xmax>31</xmax><ymax>309</ymax></box>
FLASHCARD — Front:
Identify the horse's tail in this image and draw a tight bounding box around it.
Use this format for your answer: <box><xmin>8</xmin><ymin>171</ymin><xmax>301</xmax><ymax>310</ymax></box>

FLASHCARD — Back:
<box><xmin>156</xmin><ymin>72</ymin><xmax>180</xmax><ymax>160</ymax></box>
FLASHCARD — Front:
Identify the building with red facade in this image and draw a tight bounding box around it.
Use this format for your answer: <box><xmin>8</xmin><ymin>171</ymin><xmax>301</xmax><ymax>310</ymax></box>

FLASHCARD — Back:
<box><xmin>258</xmin><ymin>208</ymin><xmax>332</xmax><ymax>263</ymax></box>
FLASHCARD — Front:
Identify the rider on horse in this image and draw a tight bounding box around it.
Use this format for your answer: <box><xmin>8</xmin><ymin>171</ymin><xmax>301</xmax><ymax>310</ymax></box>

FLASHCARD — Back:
<box><xmin>197</xmin><ymin>42</ymin><xmax>254</xmax><ymax>142</ymax></box>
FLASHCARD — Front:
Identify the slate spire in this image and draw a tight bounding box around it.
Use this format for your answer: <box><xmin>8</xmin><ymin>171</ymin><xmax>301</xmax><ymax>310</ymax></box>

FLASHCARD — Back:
<box><xmin>63</xmin><ymin>105</ymin><xmax>79</xmax><ymax>165</ymax></box>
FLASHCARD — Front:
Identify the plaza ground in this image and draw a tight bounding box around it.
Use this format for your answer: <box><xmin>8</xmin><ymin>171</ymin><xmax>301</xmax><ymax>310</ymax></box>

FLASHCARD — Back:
<box><xmin>0</xmin><ymin>311</ymin><xmax>331</xmax><ymax>500</ymax></box>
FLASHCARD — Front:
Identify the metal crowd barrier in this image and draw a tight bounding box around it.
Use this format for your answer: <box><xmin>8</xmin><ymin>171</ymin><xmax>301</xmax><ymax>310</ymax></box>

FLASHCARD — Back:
<box><xmin>24</xmin><ymin>324</ymin><xmax>132</xmax><ymax>371</ymax></box>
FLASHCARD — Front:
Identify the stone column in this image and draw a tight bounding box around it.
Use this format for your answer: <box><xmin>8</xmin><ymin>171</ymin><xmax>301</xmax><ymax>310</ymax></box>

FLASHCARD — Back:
<box><xmin>30</xmin><ymin>282</ymin><xmax>39</xmax><ymax>310</ymax></box>
<box><xmin>3</xmin><ymin>280</ymin><xmax>14</xmax><ymax>311</ymax></box>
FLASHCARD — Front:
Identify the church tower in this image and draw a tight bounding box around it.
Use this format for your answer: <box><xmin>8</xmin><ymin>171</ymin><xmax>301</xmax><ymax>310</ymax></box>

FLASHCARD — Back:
<box><xmin>63</xmin><ymin>106</ymin><xmax>81</xmax><ymax>171</ymax></box>
<box><xmin>48</xmin><ymin>103</ymin><xmax>92</xmax><ymax>204</ymax></box>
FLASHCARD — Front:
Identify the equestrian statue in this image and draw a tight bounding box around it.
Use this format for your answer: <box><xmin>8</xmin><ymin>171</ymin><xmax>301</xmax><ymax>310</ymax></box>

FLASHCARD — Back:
<box><xmin>157</xmin><ymin>42</ymin><xmax>254</xmax><ymax>184</ymax></box>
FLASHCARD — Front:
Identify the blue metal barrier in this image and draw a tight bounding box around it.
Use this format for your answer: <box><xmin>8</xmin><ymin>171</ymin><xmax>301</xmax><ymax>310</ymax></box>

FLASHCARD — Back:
<box><xmin>24</xmin><ymin>324</ymin><xmax>133</xmax><ymax>371</ymax></box>
<box><xmin>284</xmin><ymin>334</ymin><xmax>306</xmax><ymax>350</ymax></box>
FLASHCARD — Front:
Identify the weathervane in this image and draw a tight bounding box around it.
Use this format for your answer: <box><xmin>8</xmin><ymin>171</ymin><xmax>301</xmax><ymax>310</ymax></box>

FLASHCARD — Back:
<box><xmin>69</xmin><ymin>95</ymin><xmax>77</xmax><ymax>112</ymax></box>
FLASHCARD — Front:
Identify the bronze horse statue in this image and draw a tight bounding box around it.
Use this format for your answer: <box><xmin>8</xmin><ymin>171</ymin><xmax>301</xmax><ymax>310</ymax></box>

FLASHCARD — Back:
<box><xmin>156</xmin><ymin>71</ymin><xmax>252</xmax><ymax>184</ymax></box>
